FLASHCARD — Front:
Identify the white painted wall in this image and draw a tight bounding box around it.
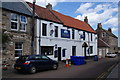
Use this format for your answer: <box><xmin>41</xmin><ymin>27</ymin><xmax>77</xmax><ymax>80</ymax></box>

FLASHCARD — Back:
<box><xmin>36</xmin><ymin>19</ymin><xmax>98</xmax><ymax>61</ymax></box>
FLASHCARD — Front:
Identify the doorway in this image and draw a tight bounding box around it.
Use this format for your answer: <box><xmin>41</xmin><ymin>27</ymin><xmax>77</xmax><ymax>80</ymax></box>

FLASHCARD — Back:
<box><xmin>72</xmin><ymin>46</ymin><xmax>76</xmax><ymax>56</ymax></box>
<box><xmin>82</xmin><ymin>42</ymin><xmax>88</xmax><ymax>57</ymax></box>
<box><xmin>58</xmin><ymin>47</ymin><xmax>61</xmax><ymax>61</ymax></box>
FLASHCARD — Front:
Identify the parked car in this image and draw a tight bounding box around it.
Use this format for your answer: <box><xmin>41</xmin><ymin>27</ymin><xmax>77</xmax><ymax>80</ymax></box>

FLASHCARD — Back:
<box><xmin>106</xmin><ymin>53</ymin><xmax>117</xmax><ymax>58</ymax></box>
<box><xmin>14</xmin><ymin>55</ymin><xmax>58</xmax><ymax>73</ymax></box>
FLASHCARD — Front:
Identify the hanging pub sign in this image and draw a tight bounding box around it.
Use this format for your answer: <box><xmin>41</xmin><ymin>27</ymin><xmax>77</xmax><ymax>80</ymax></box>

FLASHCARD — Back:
<box><xmin>61</xmin><ymin>29</ymin><xmax>70</xmax><ymax>38</ymax></box>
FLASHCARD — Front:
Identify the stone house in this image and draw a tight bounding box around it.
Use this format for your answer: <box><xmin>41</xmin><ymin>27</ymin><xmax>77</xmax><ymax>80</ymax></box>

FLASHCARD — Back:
<box><xmin>96</xmin><ymin>23</ymin><xmax>118</xmax><ymax>58</ymax></box>
<box><xmin>1</xmin><ymin>1</ymin><xmax>33</xmax><ymax>67</ymax></box>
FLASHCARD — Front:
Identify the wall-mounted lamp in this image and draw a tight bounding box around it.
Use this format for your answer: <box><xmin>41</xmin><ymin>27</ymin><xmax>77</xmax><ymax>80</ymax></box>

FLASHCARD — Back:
<box><xmin>50</xmin><ymin>23</ymin><xmax>53</xmax><ymax>25</ymax></box>
<box><xmin>78</xmin><ymin>31</ymin><xmax>83</xmax><ymax>35</ymax></box>
<box><xmin>54</xmin><ymin>44</ymin><xmax>57</xmax><ymax>49</ymax></box>
<box><xmin>50</xmin><ymin>29</ymin><xmax>54</xmax><ymax>36</ymax></box>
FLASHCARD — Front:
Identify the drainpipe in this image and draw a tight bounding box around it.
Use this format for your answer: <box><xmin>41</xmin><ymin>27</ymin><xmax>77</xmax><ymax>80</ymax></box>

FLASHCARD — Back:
<box><xmin>88</xmin><ymin>33</ymin><xmax>90</xmax><ymax>57</ymax></box>
<box><xmin>31</xmin><ymin>0</ymin><xmax>36</xmax><ymax>54</ymax></box>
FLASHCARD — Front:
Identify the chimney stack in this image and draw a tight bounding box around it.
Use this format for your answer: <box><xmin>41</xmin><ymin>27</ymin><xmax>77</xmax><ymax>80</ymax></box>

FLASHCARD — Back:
<box><xmin>46</xmin><ymin>3</ymin><xmax>52</xmax><ymax>10</ymax></box>
<box><xmin>97</xmin><ymin>23</ymin><xmax>102</xmax><ymax>29</ymax></box>
<box><xmin>108</xmin><ymin>28</ymin><xmax>112</xmax><ymax>33</ymax></box>
<box><xmin>84</xmin><ymin>16</ymin><xmax>88</xmax><ymax>23</ymax></box>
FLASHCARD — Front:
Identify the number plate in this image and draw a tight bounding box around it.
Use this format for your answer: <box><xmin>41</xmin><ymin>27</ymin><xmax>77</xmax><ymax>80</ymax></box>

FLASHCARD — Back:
<box><xmin>16</xmin><ymin>67</ymin><xmax>21</xmax><ymax>69</ymax></box>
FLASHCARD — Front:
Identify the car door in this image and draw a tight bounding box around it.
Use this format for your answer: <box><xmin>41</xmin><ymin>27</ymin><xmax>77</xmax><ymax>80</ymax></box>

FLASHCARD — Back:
<box><xmin>41</xmin><ymin>55</ymin><xmax>52</xmax><ymax>69</ymax></box>
<box><xmin>34</xmin><ymin>55</ymin><xmax>44</xmax><ymax>70</ymax></box>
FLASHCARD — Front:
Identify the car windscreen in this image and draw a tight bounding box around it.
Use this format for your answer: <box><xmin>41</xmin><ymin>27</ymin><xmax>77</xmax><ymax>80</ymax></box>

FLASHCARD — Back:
<box><xmin>18</xmin><ymin>56</ymin><xmax>29</xmax><ymax>60</ymax></box>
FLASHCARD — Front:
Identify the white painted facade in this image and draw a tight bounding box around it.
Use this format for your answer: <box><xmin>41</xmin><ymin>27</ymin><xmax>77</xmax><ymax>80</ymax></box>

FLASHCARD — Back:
<box><xmin>36</xmin><ymin>19</ymin><xmax>97</xmax><ymax>61</ymax></box>
<box><xmin>98</xmin><ymin>48</ymin><xmax>109</xmax><ymax>58</ymax></box>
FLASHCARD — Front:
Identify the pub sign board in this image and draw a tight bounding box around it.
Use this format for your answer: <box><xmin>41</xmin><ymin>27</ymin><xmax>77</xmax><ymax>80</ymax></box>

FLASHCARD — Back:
<box><xmin>61</xmin><ymin>29</ymin><xmax>70</xmax><ymax>38</ymax></box>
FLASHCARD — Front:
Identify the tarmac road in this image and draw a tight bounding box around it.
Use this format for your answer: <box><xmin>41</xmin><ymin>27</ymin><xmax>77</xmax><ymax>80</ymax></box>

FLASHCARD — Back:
<box><xmin>2</xmin><ymin>55</ymin><xmax>119</xmax><ymax>79</ymax></box>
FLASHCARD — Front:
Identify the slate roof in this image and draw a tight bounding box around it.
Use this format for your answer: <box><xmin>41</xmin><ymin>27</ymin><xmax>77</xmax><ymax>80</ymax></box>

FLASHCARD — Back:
<box><xmin>98</xmin><ymin>38</ymin><xmax>110</xmax><ymax>48</ymax></box>
<box><xmin>27</xmin><ymin>2</ymin><xmax>96</xmax><ymax>33</ymax></box>
<box><xmin>2</xmin><ymin>2</ymin><xmax>32</xmax><ymax>16</ymax></box>
<box><xmin>104</xmin><ymin>30</ymin><xmax>118</xmax><ymax>39</ymax></box>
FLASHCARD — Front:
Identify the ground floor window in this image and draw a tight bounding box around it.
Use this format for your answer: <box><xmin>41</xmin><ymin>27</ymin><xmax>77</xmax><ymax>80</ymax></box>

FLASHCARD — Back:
<box><xmin>41</xmin><ymin>46</ymin><xmax>53</xmax><ymax>55</ymax></box>
<box><xmin>15</xmin><ymin>42</ymin><xmax>23</xmax><ymax>57</ymax></box>
<box><xmin>90</xmin><ymin>46</ymin><xmax>93</xmax><ymax>54</ymax></box>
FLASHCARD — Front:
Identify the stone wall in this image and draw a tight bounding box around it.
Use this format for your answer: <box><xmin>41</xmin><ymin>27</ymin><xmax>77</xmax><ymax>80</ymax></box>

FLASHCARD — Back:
<box><xmin>2</xmin><ymin>9</ymin><xmax>33</xmax><ymax>68</ymax></box>
<box><xmin>108</xmin><ymin>36</ymin><xmax>118</xmax><ymax>53</ymax></box>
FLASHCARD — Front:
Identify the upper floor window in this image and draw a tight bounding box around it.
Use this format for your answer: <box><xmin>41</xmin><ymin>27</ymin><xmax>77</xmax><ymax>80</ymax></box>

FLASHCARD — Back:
<box><xmin>20</xmin><ymin>16</ymin><xmax>27</xmax><ymax>23</ymax></box>
<box><xmin>55</xmin><ymin>26</ymin><xmax>58</xmax><ymax>37</ymax></box>
<box><xmin>20</xmin><ymin>16</ymin><xmax>27</xmax><ymax>31</ymax></box>
<box><xmin>11</xmin><ymin>13</ymin><xmax>27</xmax><ymax>32</ymax></box>
<box><xmin>11</xmin><ymin>13</ymin><xmax>18</xmax><ymax>30</ymax></box>
<box><xmin>42</xmin><ymin>23</ymin><xmax>47</xmax><ymax>36</ymax></box>
<box><xmin>83</xmin><ymin>32</ymin><xmax>85</xmax><ymax>40</ymax></box>
<box><xmin>91</xmin><ymin>33</ymin><xmax>93</xmax><ymax>41</ymax></box>
<box><xmin>72</xmin><ymin>29</ymin><xmax>75</xmax><ymax>39</ymax></box>
<box><xmin>102</xmin><ymin>32</ymin><xmax>106</xmax><ymax>38</ymax></box>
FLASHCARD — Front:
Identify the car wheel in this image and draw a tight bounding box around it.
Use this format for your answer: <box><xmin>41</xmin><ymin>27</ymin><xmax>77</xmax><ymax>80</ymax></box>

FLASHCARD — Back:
<box><xmin>29</xmin><ymin>66</ymin><xmax>36</xmax><ymax>74</ymax></box>
<box><xmin>52</xmin><ymin>64</ymin><xmax>58</xmax><ymax>70</ymax></box>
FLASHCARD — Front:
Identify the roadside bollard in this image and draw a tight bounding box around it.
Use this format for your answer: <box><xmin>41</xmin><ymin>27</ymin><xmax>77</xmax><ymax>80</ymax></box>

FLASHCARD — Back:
<box><xmin>65</xmin><ymin>59</ymin><xmax>69</xmax><ymax>67</ymax></box>
<box><xmin>68</xmin><ymin>60</ymin><xmax>72</xmax><ymax>66</ymax></box>
<box><xmin>3</xmin><ymin>63</ymin><xmax>7</xmax><ymax>70</ymax></box>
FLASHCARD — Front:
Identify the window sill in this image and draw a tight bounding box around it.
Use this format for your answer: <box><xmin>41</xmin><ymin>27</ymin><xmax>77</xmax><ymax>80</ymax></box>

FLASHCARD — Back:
<box><xmin>10</xmin><ymin>30</ymin><xmax>27</xmax><ymax>33</ymax></box>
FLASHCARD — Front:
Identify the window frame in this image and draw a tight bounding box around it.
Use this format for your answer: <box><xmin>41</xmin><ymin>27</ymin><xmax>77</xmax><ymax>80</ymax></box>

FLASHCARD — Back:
<box><xmin>11</xmin><ymin>13</ymin><xmax>19</xmax><ymax>31</ymax></box>
<box><xmin>19</xmin><ymin>15</ymin><xmax>27</xmax><ymax>32</ymax></box>
<box><xmin>102</xmin><ymin>32</ymin><xmax>106</xmax><ymax>38</ymax></box>
<box><xmin>15</xmin><ymin>42</ymin><xmax>23</xmax><ymax>58</ymax></box>
<box><xmin>90</xmin><ymin>46</ymin><xmax>93</xmax><ymax>54</ymax></box>
<box><xmin>41</xmin><ymin>46</ymin><xmax>53</xmax><ymax>55</ymax></box>
<box><xmin>83</xmin><ymin>32</ymin><xmax>85</xmax><ymax>40</ymax></box>
<box><xmin>42</xmin><ymin>23</ymin><xmax>47</xmax><ymax>36</ymax></box>
<box><xmin>72</xmin><ymin>29</ymin><xmax>75</xmax><ymax>39</ymax></box>
<box><xmin>55</xmin><ymin>26</ymin><xmax>58</xmax><ymax>37</ymax></box>
<box><xmin>91</xmin><ymin>33</ymin><xmax>93</xmax><ymax>41</ymax></box>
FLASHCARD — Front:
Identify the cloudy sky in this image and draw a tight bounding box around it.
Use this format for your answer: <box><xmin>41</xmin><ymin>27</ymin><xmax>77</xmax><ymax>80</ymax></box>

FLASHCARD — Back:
<box><xmin>25</xmin><ymin>0</ymin><xmax>119</xmax><ymax>46</ymax></box>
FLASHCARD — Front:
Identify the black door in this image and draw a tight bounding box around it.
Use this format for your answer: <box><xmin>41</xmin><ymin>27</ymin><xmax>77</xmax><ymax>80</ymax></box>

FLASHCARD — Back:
<box><xmin>84</xmin><ymin>47</ymin><xmax>86</xmax><ymax>57</ymax></box>
<box><xmin>58</xmin><ymin>47</ymin><xmax>61</xmax><ymax>61</ymax></box>
<box><xmin>72</xmin><ymin>46</ymin><xmax>76</xmax><ymax>56</ymax></box>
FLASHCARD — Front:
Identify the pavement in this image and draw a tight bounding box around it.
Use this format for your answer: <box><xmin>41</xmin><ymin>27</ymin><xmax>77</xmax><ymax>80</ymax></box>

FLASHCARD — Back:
<box><xmin>107</xmin><ymin>62</ymin><xmax>120</xmax><ymax>79</ymax></box>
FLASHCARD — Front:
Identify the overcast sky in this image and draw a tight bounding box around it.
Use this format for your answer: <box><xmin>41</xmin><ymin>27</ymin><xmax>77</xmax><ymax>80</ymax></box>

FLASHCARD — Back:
<box><xmin>24</xmin><ymin>0</ymin><xmax>119</xmax><ymax>46</ymax></box>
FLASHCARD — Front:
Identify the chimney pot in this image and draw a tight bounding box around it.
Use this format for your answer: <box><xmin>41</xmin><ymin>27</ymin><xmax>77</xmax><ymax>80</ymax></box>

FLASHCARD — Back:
<box><xmin>84</xmin><ymin>16</ymin><xmax>88</xmax><ymax>23</ymax></box>
<box><xmin>97</xmin><ymin>23</ymin><xmax>102</xmax><ymax>28</ymax></box>
<box><xmin>46</xmin><ymin>3</ymin><xmax>52</xmax><ymax>10</ymax></box>
<box><xmin>108</xmin><ymin>28</ymin><xmax>112</xmax><ymax>33</ymax></box>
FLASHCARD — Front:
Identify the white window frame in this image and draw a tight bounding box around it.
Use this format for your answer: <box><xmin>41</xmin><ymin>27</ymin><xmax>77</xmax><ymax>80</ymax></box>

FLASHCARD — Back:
<box><xmin>11</xmin><ymin>13</ymin><xmax>19</xmax><ymax>31</ymax></box>
<box><xmin>20</xmin><ymin>15</ymin><xmax>27</xmax><ymax>32</ymax></box>
<box><xmin>15</xmin><ymin>42</ymin><xmax>23</xmax><ymax>58</ymax></box>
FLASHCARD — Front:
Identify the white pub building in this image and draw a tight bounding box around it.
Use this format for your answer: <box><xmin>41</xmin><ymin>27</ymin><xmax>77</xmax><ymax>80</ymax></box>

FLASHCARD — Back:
<box><xmin>27</xmin><ymin>2</ymin><xmax>97</xmax><ymax>61</ymax></box>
